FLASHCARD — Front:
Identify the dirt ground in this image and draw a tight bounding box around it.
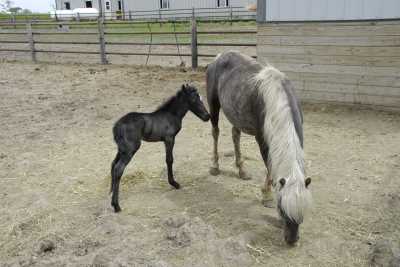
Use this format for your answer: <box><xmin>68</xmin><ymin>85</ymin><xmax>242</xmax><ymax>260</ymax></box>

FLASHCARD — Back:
<box><xmin>0</xmin><ymin>61</ymin><xmax>399</xmax><ymax>267</ymax></box>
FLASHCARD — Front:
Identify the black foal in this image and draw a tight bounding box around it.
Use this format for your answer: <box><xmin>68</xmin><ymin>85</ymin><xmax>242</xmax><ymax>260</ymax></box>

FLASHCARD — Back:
<box><xmin>110</xmin><ymin>84</ymin><xmax>210</xmax><ymax>212</ymax></box>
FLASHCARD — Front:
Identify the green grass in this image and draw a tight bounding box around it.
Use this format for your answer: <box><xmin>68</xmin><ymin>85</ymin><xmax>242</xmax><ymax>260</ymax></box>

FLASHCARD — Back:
<box><xmin>0</xmin><ymin>12</ymin><xmax>50</xmax><ymax>21</ymax></box>
<box><xmin>0</xmin><ymin>18</ymin><xmax>256</xmax><ymax>44</ymax></box>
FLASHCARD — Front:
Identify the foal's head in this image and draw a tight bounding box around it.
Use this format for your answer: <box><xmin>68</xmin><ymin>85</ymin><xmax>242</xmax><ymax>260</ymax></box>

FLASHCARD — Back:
<box><xmin>180</xmin><ymin>84</ymin><xmax>210</xmax><ymax>121</ymax></box>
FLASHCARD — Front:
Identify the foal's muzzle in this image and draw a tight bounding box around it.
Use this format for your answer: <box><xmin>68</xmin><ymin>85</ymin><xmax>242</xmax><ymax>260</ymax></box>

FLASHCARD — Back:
<box><xmin>201</xmin><ymin>113</ymin><xmax>210</xmax><ymax>122</ymax></box>
<box><xmin>192</xmin><ymin>101</ymin><xmax>210</xmax><ymax>122</ymax></box>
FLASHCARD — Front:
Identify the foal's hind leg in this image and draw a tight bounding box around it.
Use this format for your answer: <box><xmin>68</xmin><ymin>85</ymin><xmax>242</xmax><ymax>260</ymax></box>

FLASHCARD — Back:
<box><xmin>110</xmin><ymin>152</ymin><xmax>121</xmax><ymax>193</ymax></box>
<box><xmin>111</xmin><ymin>143</ymin><xmax>140</xmax><ymax>213</ymax></box>
<box><xmin>232</xmin><ymin>127</ymin><xmax>251</xmax><ymax>180</ymax></box>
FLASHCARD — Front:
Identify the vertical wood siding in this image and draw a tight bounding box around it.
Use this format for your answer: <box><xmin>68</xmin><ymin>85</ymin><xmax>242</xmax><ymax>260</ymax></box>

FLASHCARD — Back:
<box><xmin>257</xmin><ymin>20</ymin><xmax>400</xmax><ymax>110</ymax></box>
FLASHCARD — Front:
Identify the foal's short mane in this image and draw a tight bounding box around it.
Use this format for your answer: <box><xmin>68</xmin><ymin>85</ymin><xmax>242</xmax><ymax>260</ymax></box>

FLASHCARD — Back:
<box><xmin>156</xmin><ymin>90</ymin><xmax>181</xmax><ymax>112</ymax></box>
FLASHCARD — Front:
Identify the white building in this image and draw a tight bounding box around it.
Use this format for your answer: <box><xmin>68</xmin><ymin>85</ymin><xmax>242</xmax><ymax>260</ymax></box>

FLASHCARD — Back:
<box><xmin>55</xmin><ymin>0</ymin><xmax>256</xmax><ymax>20</ymax></box>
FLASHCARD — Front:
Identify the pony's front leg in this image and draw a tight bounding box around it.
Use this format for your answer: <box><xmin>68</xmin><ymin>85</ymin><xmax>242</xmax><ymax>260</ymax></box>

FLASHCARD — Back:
<box><xmin>261</xmin><ymin>173</ymin><xmax>274</xmax><ymax>208</ymax></box>
<box><xmin>232</xmin><ymin>127</ymin><xmax>251</xmax><ymax>180</ymax></box>
<box><xmin>164</xmin><ymin>137</ymin><xmax>180</xmax><ymax>189</ymax></box>
<box><xmin>256</xmin><ymin>135</ymin><xmax>274</xmax><ymax>207</ymax></box>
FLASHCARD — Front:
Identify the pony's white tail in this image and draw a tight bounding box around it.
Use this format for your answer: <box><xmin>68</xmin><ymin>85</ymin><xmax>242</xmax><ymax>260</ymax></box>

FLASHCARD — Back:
<box><xmin>253</xmin><ymin>66</ymin><xmax>311</xmax><ymax>223</ymax></box>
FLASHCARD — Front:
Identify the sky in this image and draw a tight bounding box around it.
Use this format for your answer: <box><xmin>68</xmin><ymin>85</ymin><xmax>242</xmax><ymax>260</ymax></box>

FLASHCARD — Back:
<box><xmin>11</xmin><ymin>0</ymin><xmax>54</xmax><ymax>13</ymax></box>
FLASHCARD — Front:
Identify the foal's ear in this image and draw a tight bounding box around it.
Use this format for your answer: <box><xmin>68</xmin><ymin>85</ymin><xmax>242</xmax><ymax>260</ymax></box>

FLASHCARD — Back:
<box><xmin>181</xmin><ymin>84</ymin><xmax>187</xmax><ymax>90</ymax></box>
<box><xmin>305</xmin><ymin>177</ymin><xmax>311</xmax><ymax>188</ymax></box>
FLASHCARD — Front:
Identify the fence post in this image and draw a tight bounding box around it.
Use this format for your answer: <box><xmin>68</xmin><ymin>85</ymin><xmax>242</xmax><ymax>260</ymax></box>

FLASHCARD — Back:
<box><xmin>129</xmin><ymin>10</ymin><xmax>132</xmax><ymax>20</ymax></box>
<box><xmin>26</xmin><ymin>22</ymin><xmax>36</xmax><ymax>63</ymax></box>
<box><xmin>230</xmin><ymin>6</ymin><xmax>233</xmax><ymax>26</ymax></box>
<box><xmin>159</xmin><ymin>9</ymin><xmax>162</xmax><ymax>27</ymax></box>
<box><xmin>191</xmin><ymin>14</ymin><xmax>198</xmax><ymax>69</ymax></box>
<box><xmin>98</xmin><ymin>0</ymin><xmax>105</xmax><ymax>20</ymax></box>
<box><xmin>11</xmin><ymin>14</ymin><xmax>16</xmax><ymax>29</ymax></box>
<box><xmin>97</xmin><ymin>16</ymin><xmax>108</xmax><ymax>64</ymax></box>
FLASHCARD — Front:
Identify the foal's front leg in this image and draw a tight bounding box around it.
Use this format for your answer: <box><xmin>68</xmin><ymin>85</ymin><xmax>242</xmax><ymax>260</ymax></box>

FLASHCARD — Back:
<box><xmin>164</xmin><ymin>136</ymin><xmax>180</xmax><ymax>189</ymax></box>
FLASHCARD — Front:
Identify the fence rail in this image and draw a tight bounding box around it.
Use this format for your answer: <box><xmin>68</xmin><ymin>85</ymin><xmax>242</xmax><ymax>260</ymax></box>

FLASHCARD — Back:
<box><xmin>0</xmin><ymin>17</ymin><xmax>257</xmax><ymax>67</ymax></box>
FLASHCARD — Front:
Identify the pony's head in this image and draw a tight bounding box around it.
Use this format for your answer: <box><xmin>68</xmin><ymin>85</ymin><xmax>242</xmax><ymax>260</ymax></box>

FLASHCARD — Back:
<box><xmin>180</xmin><ymin>84</ymin><xmax>210</xmax><ymax>122</ymax></box>
<box><xmin>276</xmin><ymin>177</ymin><xmax>312</xmax><ymax>245</ymax></box>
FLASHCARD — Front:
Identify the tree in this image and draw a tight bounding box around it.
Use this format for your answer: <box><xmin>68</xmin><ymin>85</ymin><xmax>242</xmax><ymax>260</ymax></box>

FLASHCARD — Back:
<box><xmin>9</xmin><ymin>6</ymin><xmax>21</xmax><ymax>13</ymax></box>
<box><xmin>0</xmin><ymin>0</ymin><xmax>13</xmax><ymax>12</ymax></box>
<box><xmin>21</xmin><ymin>8</ymin><xmax>32</xmax><ymax>14</ymax></box>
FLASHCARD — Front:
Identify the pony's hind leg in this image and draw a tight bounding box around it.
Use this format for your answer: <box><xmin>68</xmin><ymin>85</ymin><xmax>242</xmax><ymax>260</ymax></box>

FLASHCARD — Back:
<box><xmin>209</xmin><ymin>100</ymin><xmax>220</xmax><ymax>176</ymax></box>
<box><xmin>232</xmin><ymin>127</ymin><xmax>251</xmax><ymax>180</ymax></box>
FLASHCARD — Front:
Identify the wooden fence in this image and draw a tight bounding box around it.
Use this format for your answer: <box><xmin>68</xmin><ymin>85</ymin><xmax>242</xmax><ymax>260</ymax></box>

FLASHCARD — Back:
<box><xmin>0</xmin><ymin>17</ymin><xmax>256</xmax><ymax>68</ymax></box>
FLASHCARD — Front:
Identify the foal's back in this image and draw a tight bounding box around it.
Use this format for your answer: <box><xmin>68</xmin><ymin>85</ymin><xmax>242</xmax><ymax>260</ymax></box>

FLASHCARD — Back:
<box><xmin>113</xmin><ymin>111</ymin><xmax>181</xmax><ymax>144</ymax></box>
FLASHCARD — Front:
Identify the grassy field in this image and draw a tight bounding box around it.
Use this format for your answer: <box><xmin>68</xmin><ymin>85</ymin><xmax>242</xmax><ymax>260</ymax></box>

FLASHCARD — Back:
<box><xmin>0</xmin><ymin>12</ymin><xmax>50</xmax><ymax>21</ymax></box>
<box><xmin>0</xmin><ymin>19</ymin><xmax>256</xmax><ymax>43</ymax></box>
<box><xmin>0</xmin><ymin>17</ymin><xmax>256</xmax><ymax>65</ymax></box>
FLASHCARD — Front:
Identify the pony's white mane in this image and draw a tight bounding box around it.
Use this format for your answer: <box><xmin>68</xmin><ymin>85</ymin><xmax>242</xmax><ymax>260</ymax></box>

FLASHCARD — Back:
<box><xmin>253</xmin><ymin>66</ymin><xmax>311</xmax><ymax>223</ymax></box>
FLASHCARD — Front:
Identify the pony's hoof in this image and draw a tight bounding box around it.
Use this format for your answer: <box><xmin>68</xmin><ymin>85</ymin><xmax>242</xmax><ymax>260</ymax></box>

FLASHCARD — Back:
<box><xmin>239</xmin><ymin>169</ymin><xmax>251</xmax><ymax>180</ymax></box>
<box><xmin>261</xmin><ymin>198</ymin><xmax>274</xmax><ymax>208</ymax></box>
<box><xmin>261</xmin><ymin>190</ymin><xmax>274</xmax><ymax>208</ymax></box>
<box><xmin>209</xmin><ymin>167</ymin><xmax>220</xmax><ymax>176</ymax></box>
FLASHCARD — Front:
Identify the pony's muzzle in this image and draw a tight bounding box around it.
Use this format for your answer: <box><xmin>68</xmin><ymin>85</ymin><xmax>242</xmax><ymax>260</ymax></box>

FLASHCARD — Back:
<box><xmin>284</xmin><ymin>222</ymin><xmax>299</xmax><ymax>246</ymax></box>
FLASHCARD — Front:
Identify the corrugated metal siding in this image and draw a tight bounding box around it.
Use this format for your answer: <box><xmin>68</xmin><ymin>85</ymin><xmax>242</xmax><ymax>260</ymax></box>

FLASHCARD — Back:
<box><xmin>265</xmin><ymin>0</ymin><xmax>400</xmax><ymax>21</ymax></box>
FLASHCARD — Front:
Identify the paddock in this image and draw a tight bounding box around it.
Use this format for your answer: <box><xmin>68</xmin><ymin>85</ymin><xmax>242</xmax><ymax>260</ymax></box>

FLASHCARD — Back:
<box><xmin>0</xmin><ymin>61</ymin><xmax>399</xmax><ymax>266</ymax></box>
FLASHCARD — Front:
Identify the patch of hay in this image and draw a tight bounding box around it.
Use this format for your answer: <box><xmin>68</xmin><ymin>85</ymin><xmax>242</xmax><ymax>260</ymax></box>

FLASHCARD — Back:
<box><xmin>121</xmin><ymin>171</ymin><xmax>147</xmax><ymax>188</ymax></box>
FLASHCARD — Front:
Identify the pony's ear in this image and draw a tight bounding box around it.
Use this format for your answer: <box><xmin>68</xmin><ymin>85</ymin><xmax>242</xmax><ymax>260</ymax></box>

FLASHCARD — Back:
<box><xmin>305</xmin><ymin>177</ymin><xmax>311</xmax><ymax>188</ymax></box>
<box><xmin>279</xmin><ymin>178</ymin><xmax>286</xmax><ymax>187</ymax></box>
<box><xmin>181</xmin><ymin>84</ymin><xmax>186</xmax><ymax>91</ymax></box>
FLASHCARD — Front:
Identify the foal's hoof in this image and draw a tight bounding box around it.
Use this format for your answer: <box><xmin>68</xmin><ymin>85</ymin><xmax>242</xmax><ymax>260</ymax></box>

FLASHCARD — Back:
<box><xmin>209</xmin><ymin>167</ymin><xmax>220</xmax><ymax>176</ymax></box>
<box><xmin>239</xmin><ymin>169</ymin><xmax>251</xmax><ymax>180</ymax></box>
<box><xmin>171</xmin><ymin>181</ymin><xmax>181</xmax><ymax>189</ymax></box>
<box><xmin>112</xmin><ymin>204</ymin><xmax>122</xmax><ymax>213</ymax></box>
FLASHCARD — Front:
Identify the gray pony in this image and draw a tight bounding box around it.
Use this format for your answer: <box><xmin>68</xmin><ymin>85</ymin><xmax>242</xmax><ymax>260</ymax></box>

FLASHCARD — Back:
<box><xmin>206</xmin><ymin>51</ymin><xmax>312</xmax><ymax>245</ymax></box>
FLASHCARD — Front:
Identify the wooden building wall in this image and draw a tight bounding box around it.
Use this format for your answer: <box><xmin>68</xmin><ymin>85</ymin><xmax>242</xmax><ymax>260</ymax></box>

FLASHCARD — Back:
<box><xmin>257</xmin><ymin>20</ymin><xmax>400</xmax><ymax>110</ymax></box>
